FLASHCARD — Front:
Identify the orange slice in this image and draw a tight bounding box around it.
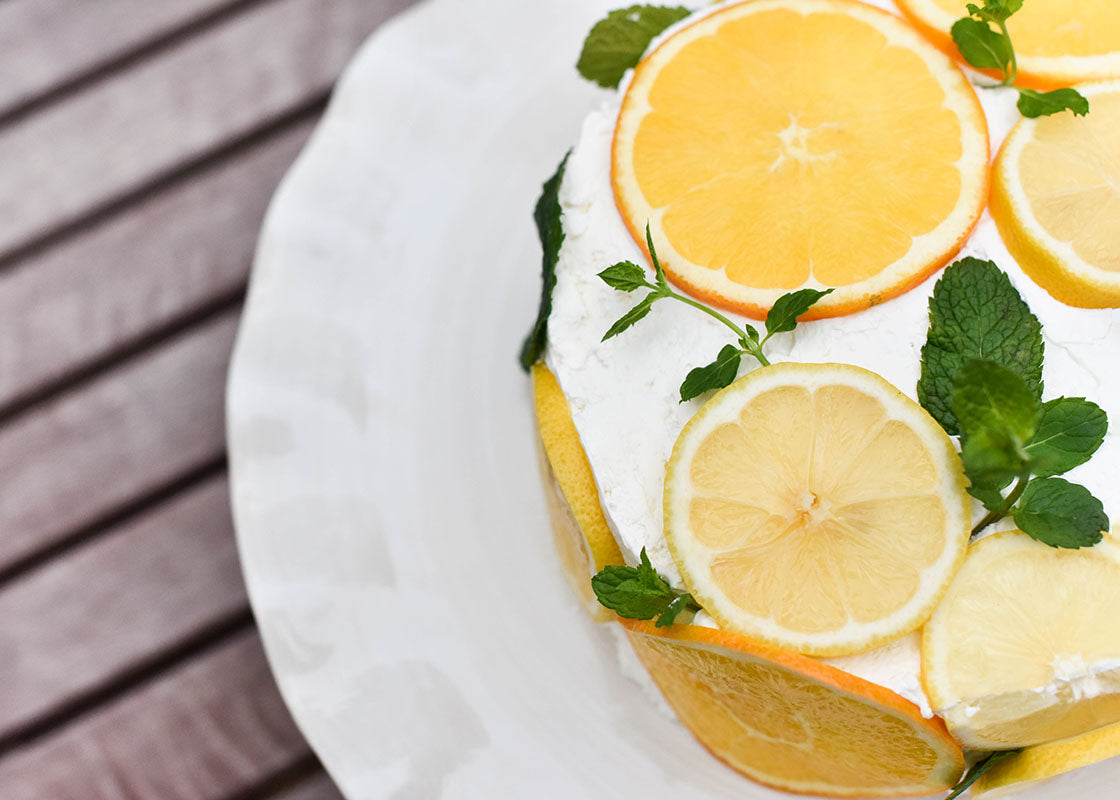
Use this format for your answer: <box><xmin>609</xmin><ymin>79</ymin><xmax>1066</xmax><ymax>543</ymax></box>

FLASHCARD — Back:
<box><xmin>622</xmin><ymin>619</ymin><xmax>965</xmax><ymax>797</ymax></box>
<box><xmin>897</xmin><ymin>0</ymin><xmax>1120</xmax><ymax>89</ymax></box>
<box><xmin>612</xmin><ymin>0</ymin><xmax>989</xmax><ymax>320</ymax></box>
<box><xmin>991</xmin><ymin>81</ymin><xmax>1120</xmax><ymax>307</ymax></box>
<box><xmin>532</xmin><ymin>363</ymin><xmax>624</xmax><ymax>619</ymax></box>
<box><xmin>664</xmin><ymin>363</ymin><xmax>970</xmax><ymax>657</ymax></box>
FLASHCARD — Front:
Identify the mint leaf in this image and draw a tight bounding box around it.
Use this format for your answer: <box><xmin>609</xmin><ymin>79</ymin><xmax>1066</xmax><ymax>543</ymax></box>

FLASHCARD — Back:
<box><xmin>966</xmin><ymin>0</ymin><xmax>1023</xmax><ymax>24</ymax></box>
<box><xmin>656</xmin><ymin>593</ymin><xmax>696</xmax><ymax>627</ymax></box>
<box><xmin>577</xmin><ymin>5</ymin><xmax>691</xmax><ymax>89</ymax></box>
<box><xmin>519</xmin><ymin>153</ymin><xmax>570</xmax><ymax>371</ymax></box>
<box><xmin>1018</xmin><ymin>87</ymin><xmax>1091</xmax><ymax>118</ymax></box>
<box><xmin>765</xmin><ymin>288</ymin><xmax>834</xmax><ymax>337</ymax></box>
<box><xmin>918</xmin><ymin>258</ymin><xmax>1044</xmax><ymax>435</ymax></box>
<box><xmin>645</xmin><ymin>222</ymin><xmax>669</xmax><ymax>289</ymax></box>
<box><xmin>961</xmin><ymin>427</ymin><xmax>1026</xmax><ymax>494</ymax></box>
<box><xmin>1014</xmin><ymin>477</ymin><xmax>1108</xmax><ymax>549</ymax></box>
<box><xmin>591</xmin><ymin>548</ymin><xmax>697</xmax><ymax>625</ymax></box>
<box><xmin>599</xmin><ymin>261</ymin><xmax>650</xmax><ymax>292</ymax></box>
<box><xmin>951</xmin><ymin>17</ymin><xmax>1012</xmax><ymax>73</ymax></box>
<box><xmin>952</xmin><ymin>360</ymin><xmax>1041</xmax><ymax>444</ymax></box>
<box><xmin>1026</xmin><ymin>398</ymin><xmax>1108</xmax><ymax>478</ymax></box>
<box><xmin>680</xmin><ymin>345</ymin><xmax>742</xmax><ymax>403</ymax></box>
<box><xmin>968</xmin><ymin>480</ymin><xmax>1010</xmax><ymax>512</ymax></box>
<box><xmin>603</xmin><ymin>294</ymin><xmax>657</xmax><ymax>341</ymax></box>
<box><xmin>947</xmin><ymin>750</ymin><xmax>1022</xmax><ymax>800</ymax></box>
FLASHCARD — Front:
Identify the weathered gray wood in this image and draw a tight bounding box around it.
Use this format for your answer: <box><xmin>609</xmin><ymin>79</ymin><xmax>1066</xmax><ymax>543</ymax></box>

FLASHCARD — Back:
<box><xmin>0</xmin><ymin>0</ymin><xmax>415</xmax><ymax>259</ymax></box>
<box><xmin>0</xmin><ymin>632</ymin><xmax>311</xmax><ymax>800</ymax></box>
<box><xmin>0</xmin><ymin>475</ymin><xmax>246</xmax><ymax>739</ymax></box>
<box><xmin>0</xmin><ymin>120</ymin><xmax>313</xmax><ymax>410</ymax></box>
<box><xmin>0</xmin><ymin>312</ymin><xmax>237</xmax><ymax>571</ymax></box>
<box><xmin>0</xmin><ymin>0</ymin><xmax>241</xmax><ymax>116</ymax></box>
<box><xmin>273</xmin><ymin>772</ymin><xmax>346</xmax><ymax>800</ymax></box>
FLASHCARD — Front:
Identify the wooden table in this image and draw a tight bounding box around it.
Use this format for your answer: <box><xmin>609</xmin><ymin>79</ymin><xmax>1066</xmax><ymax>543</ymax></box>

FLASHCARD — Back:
<box><xmin>0</xmin><ymin>1</ymin><xmax>416</xmax><ymax>796</ymax></box>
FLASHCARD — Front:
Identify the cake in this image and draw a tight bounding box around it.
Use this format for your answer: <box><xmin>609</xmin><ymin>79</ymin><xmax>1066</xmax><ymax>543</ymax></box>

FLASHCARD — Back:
<box><xmin>523</xmin><ymin>1</ymin><xmax>1120</xmax><ymax>796</ymax></box>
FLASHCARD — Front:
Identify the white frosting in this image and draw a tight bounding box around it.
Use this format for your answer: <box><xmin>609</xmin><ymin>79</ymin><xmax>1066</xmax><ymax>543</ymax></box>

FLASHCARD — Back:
<box><xmin>544</xmin><ymin>2</ymin><xmax>1120</xmax><ymax>716</ymax></box>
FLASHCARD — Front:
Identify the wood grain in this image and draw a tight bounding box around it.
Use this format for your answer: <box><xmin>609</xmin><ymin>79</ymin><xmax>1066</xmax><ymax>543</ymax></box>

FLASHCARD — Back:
<box><xmin>0</xmin><ymin>0</ymin><xmax>244</xmax><ymax>117</ymax></box>
<box><xmin>0</xmin><ymin>120</ymin><xmax>313</xmax><ymax>411</ymax></box>
<box><xmin>0</xmin><ymin>312</ymin><xmax>237</xmax><ymax>572</ymax></box>
<box><xmin>0</xmin><ymin>475</ymin><xmax>246</xmax><ymax>741</ymax></box>
<box><xmin>0</xmin><ymin>632</ymin><xmax>310</xmax><ymax>800</ymax></box>
<box><xmin>273</xmin><ymin>773</ymin><xmax>345</xmax><ymax>800</ymax></box>
<box><xmin>0</xmin><ymin>0</ymin><xmax>415</xmax><ymax>261</ymax></box>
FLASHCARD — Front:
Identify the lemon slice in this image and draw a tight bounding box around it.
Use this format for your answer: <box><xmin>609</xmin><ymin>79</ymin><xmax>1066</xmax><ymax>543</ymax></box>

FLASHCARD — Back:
<box><xmin>612</xmin><ymin>0</ymin><xmax>989</xmax><ymax>320</ymax></box>
<box><xmin>532</xmin><ymin>364</ymin><xmax>624</xmax><ymax>619</ymax></box>
<box><xmin>972</xmin><ymin>721</ymin><xmax>1120</xmax><ymax>796</ymax></box>
<box><xmin>622</xmin><ymin>619</ymin><xmax>965</xmax><ymax>796</ymax></box>
<box><xmin>991</xmin><ymin>81</ymin><xmax>1120</xmax><ymax>308</ymax></box>
<box><xmin>923</xmin><ymin>532</ymin><xmax>1120</xmax><ymax>750</ymax></box>
<box><xmin>897</xmin><ymin>0</ymin><xmax>1120</xmax><ymax>89</ymax></box>
<box><xmin>664</xmin><ymin>362</ymin><xmax>970</xmax><ymax>657</ymax></box>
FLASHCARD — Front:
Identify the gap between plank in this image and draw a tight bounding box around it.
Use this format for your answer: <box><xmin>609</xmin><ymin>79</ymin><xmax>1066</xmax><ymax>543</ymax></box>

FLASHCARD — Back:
<box><xmin>0</xmin><ymin>457</ymin><xmax>228</xmax><ymax>589</ymax></box>
<box><xmin>0</xmin><ymin>0</ymin><xmax>273</xmax><ymax>129</ymax></box>
<box><xmin>0</xmin><ymin>289</ymin><xmax>245</xmax><ymax>425</ymax></box>
<box><xmin>0</xmin><ymin>606</ymin><xmax>254</xmax><ymax>759</ymax></box>
<box><xmin>0</xmin><ymin>95</ymin><xmax>327</xmax><ymax>276</ymax></box>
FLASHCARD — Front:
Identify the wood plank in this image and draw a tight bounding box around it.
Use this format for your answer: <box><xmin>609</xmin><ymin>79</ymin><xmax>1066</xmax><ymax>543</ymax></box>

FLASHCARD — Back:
<box><xmin>0</xmin><ymin>475</ymin><xmax>245</xmax><ymax>740</ymax></box>
<box><xmin>0</xmin><ymin>631</ymin><xmax>311</xmax><ymax>800</ymax></box>
<box><xmin>0</xmin><ymin>0</ymin><xmax>240</xmax><ymax>117</ymax></box>
<box><xmin>0</xmin><ymin>312</ymin><xmax>237</xmax><ymax>572</ymax></box>
<box><xmin>0</xmin><ymin>120</ymin><xmax>313</xmax><ymax>411</ymax></box>
<box><xmin>273</xmin><ymin>773</ymin><xmax>345</xmax><ymax>800</ymax></box>
<box><xmin>0</xmin><ymin>0</ymin><xmax>416</xmax><ymax>260</ymax></box>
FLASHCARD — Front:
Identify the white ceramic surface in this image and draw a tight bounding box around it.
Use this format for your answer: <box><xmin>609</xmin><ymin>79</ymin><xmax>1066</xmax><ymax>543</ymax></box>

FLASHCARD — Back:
<box><xmin>226</xmin><ymin>1</ymin><xmax>1120</xmax><ymax>797</ymax></box>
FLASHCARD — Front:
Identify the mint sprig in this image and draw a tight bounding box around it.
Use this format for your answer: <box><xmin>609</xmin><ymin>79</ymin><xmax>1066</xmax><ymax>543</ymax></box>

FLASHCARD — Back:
<box><xmin>921</xmin><ymin>261</ymin><xmax>1110</xmax><ymax>547</ymax></box>
<box><xmin>951</xmin><ymin>1</ymin><xmax>1089</xmax><ymax>119</ymax></box>
<box><xmin>591</xmin><ymin>548</ymin><xmax>700</xmax><ymax>626</ymax></box>
<box><xmin>599</xmin><ymin>224</ymin><xmax>832</xmax><ymax>402</ymax></box>
<box><xmin>519</xmin><ymin>153</ymin><xmax>570</xmax><ymax>371</ymax></box>
<box><xmin>577</xmin><ymin>5</ymin><xmax>691</xmax><ymax>89</ymax></box>
<box><xmin>918</xmin><ymin>257</ymin><xmax>1043</xmax><ymax>436</ymax></box>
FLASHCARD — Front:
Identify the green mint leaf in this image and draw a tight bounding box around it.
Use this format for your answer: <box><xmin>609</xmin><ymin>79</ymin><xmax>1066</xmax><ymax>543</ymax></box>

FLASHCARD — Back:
<box><xmin>599</xmin><ymin>261</ymin><xmax>650</xmax><ymax>292</ymax></box>
<box><xmin>1014</xmin><ymin>477</ymin><xmax>1108</xmax><ymax>549</ymax></box>
<box><xmin>656</xmin><ymin>593</ymin><xmax>696</xmax><ymax>627</ymax></box>
<box><xmin>918</xmin><ymin>258</ymin><xmax>1044</xmax><ymax>435</ymax></box>
<box><xmin>951</xmin><ymin>17</ymin><xmax>1013</xmax><ymax>74</ymax></box>
<box><xmin>1018</xmin><ymin>87</ymin><xmax>1091</xmax><ymax>118</ymax></box>
<box><xmin>952</xmin><ymin>359</ymin><xmax>1041</xmax><ymax>444</ymax></box>
<box><xmin>602</xmin><ymin>293</ymin><xmax>657</xmax><ymax>341</ymax></box>
<box><xmin>968</xmin><ymin>481</ymin><xmax>1010</xmax><ymax>512</ymax></box>
<box><xmin>645</xmin><ymin>222</ymin><xmax>669</xmax><ymax>289</ymax></box>
<box><xmin>966</xmin><ymin>0</ymin><xmax>1022</xmax><ymax>24</ymax></box>
<box><xmin>519</xmin><ymin>153</ymin><xmax>570</xmax><ymax>371</ymax></box>
<box><xmin>591</xmin><ymin>548</ymin><xmax>677</xmax><ymax>619</ymax></box>
<box><xmin>946</xmin><ymin>750</ymin><xmax>1022</xmax><ymax>800</ymax></box>
<box><xmin>765</xmin><ymin>288</ymin><xmax>834</xmax><ymax>337</ymax></box>
<box><xmin>577</xmin><ymin>5</ymin><xmax>692</xmax><ymax>89</ymax></box>
<box><xmin>679</xmin><ymin>344</ymin><xmax>742</xmax><ymax>403</ymax></box>
<box><xmin>1026</xmin><ymin>398</ymin><xmax>1108</xmax><ymax>478</ymax></box>
<box><xmin>961</xmin><ymin>427</ymin><xmax>1027</xmax><ymax>494</ymax></box>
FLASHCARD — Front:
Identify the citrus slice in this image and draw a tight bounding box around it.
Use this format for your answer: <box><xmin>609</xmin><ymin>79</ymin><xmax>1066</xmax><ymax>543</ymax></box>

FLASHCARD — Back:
<box><xmin>621</xmin><ymin>619</ymin><xmax>965</xmax><ymax>796</ymax></box>
<box><xmin>532</xmin><ymin>364</ymin><xmax>625</xmax><ymax>619</ymax></box>
<box><xmin>972</xmin><ymin>721</ymin><xmax>1120</xmax><ymax>796</ymax></box>
<box><xmin>991</xmin><ymin>81</ymin><xmax>1120</xmax><ymax>307</ymax></box>
<box><xmin>923</xmin><ymin>532</ymin><xmax>1120</xmax><ymax>750</ymax></box>
<box><xmin>896</xmin><ymin>0</ymin><xmax>1120</xmax><ymax>89</ymax></box>
<box><xmin>612</xmin><ymin>0</ymin><xmax>989</xmax><ymax>320</ymax></box>
<box><xmin>663</xmin><ymin>362</ymin><xmax>970</xmax><ymax>657</ymax></box>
